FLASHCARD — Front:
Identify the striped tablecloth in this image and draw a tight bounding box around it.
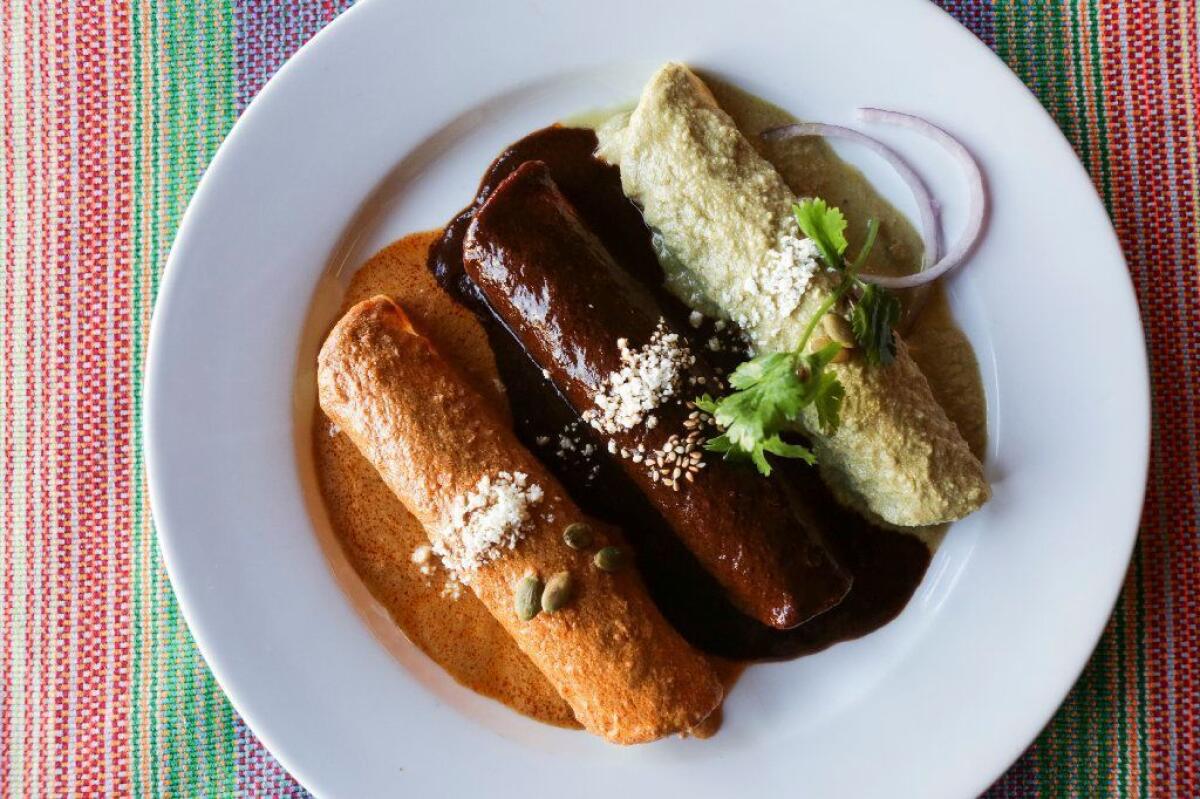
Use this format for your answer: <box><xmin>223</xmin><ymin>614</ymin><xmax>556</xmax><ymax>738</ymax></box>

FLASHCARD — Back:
<box><xmin>1</xmin><ymin>1</ymin><xmax>1195</xmax><ymax>795</ymax></box>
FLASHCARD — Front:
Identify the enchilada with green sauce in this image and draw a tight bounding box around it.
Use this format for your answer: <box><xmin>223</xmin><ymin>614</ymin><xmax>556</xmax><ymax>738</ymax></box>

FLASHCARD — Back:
<box><xmin>596</xmin><ymin>63</ymin><xmax>988</xmax><ymax>527</ymax></box>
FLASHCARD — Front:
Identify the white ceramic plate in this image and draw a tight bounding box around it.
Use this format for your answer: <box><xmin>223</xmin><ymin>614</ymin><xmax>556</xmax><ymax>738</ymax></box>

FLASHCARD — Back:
<box><xmin>145</xmin><ymin>0</ymin><xmax>1149</xmax><ymax>796</ymax></box>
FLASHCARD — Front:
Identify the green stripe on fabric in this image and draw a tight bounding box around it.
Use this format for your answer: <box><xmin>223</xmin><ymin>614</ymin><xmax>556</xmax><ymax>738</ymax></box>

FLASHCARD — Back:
<box><xmin>200</xmin><ymin>0</ymin><xmax>238</xmax><ymax>786</ymax></box>
<box><xmin>1087</xmin><ymin>0</ymin><xmax>1114</xmax><ymax>212</ymax></box>
<box><xmin>1067</xmin><ymin>5</ymin><xmax>1092</xmax><ymax>186</ymax></box>
<box><xmin>128</xmin><ymin>0</ymin><xmax>239</xmax><ymax>794</ymax></box>
<box><xmin>129</xmin><ymin>0</ymin><xmax>152</xmax><ymax>791</ymax></box>
<box><xmin>1136</xmin><ymin>545</ymin><xmax>1148</xmax><ymax>799</ymax></box>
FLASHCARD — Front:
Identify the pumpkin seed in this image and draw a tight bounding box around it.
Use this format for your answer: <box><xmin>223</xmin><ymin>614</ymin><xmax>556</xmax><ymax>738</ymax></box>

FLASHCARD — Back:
<box><xmin>514</xmin><ymin>573</ymin><xmax>542</xmax><ymax>621</ymax></box>
<box><xmin>811</xmin><ymin>335</ymin><xmax>852</xmax><ymax>363</ymax></box>
<box><xmin>822</xmin><ymin>313</ymin><xmax>856</xmax><ymax>347</ymax></box>
<box><xmin>562</xmin><ymin>522</ymin><xmax>594</xmax><ymax>550</ymax></box>
<box><xmin>542</xmin><ymin>571</ymin><xmax>574</xmax><ymax>613</ymax></box>
<box><xmin>594</xmin><ymin>546</ymin><xmax>627</xmax><ymax>573</ymax></box>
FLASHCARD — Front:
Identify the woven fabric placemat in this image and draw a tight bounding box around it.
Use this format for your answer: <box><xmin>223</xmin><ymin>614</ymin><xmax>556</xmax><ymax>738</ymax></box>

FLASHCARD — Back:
<box><xmin>1</xmin><ymin>1</ymin><xmax>1195</xmax><ymax>795</ymax></box>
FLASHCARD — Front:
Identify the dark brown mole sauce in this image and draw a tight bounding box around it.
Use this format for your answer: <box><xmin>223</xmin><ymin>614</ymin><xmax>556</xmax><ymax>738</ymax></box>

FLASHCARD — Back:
<box><xmin>428</xmin><ymin>126</ymin><xmax>930</xmax><ymax>661</ymax></box>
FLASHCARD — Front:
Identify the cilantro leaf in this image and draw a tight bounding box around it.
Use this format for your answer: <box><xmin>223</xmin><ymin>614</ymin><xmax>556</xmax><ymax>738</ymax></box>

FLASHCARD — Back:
<box><xmin>811</xmin><ymin>370</ymin><xmax>845</xmax><ymax>433</ymax></box>
<box><xmin>703</xmin><ymin>433</ymin><xmax>737</xmax><ymax>457</ymax></box>
<box><xmin>696</xmin><ymin>345</ymin><xmax>845</xmax><ymax>475</ymax></box>
<box><xmin>695</xmin><ymin>200</ymin><xmax>897</xmax><ymax>475</ymax></box>
<box><xmin>851</xmin><ymin>283</ymin><xmax>901</xmax><ymax>365</ymax></box>
<box><xmin>803</xmin><ymin>339</ymin><xmax>844</xmax><ymax>372</ymax></box>
<box><xmin>707</xmin><ymin>353</ymin><xmax>805</xmax><ymax>455</ymax></box>
<box><xmin>799</xmin><ymin>341</ymin><xmax>846</xmax><ymax>434</ymax></box>
<box><xmin>850</xmin><ymin>218</ymin><xmax>880</xmax><ymax>273</ymax></box>
<box><xmin>793</xmin><ymin>198</ymin><xmax>849</xmax><ymax>269</ymax></box>
<box><xmin>704</xmin><ymin>432</ymin><xmax>814</xmax><ymax>477</ymax></box>
<box><xmin>761</xmin><ymin>435</ymin><xmax>816</xmax><ymax>465</ymax></box>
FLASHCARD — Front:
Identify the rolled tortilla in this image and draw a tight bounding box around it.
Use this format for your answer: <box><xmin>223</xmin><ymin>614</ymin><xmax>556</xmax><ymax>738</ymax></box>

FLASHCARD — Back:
<box><xmin>596</xmin><ymin>63</ymin><xmax>988</xmax><ymax>527</ymax></box>
<box><xmin>464</xmin><ymin>160</ymin><xmax>850</xmax><ymax>629</ymax></box>
<box><xmin>318</xmin><ymin>296</ymin><xmax>722</xmax><ymax>744</ymax></box>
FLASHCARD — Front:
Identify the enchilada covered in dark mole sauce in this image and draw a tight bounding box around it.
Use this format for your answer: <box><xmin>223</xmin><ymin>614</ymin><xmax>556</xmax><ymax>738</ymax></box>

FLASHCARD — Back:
<box><xmin>426</xmin><ymin>126</ymin><xmax>932</xmax><ymax>659</ymax></box>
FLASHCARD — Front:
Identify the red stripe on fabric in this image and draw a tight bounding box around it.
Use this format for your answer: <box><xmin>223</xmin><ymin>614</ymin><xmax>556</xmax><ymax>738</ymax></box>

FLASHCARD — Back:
<box><xmin>25</xmin><ymin>0</ymin><xmax>50</xmax><ymax>789</ymax></box>
<box><xmin>1126</xmin><ymin>2</ymin><xmax>1174</xmax><ymax>793</ymax></box>
<box><xmin>51</xmin><ymin>1</ymin><xmax>135</xmax><ymax>794</ymax></box>
<box><xmin>34</xmin><ymin>0</ymin><xmax>58</xmax><ymax>787</ymax></box>
<box><xmin>50</xmin><ymin>0</ymin><xmax>75</xmax><ymax>786</ymax></box>
<box><xmin>107</xmin><ymin>0</ymin><xmax>136</xmax><ymax>784</ymax></box>
<box><xmin>0</xmin><ymin>0</ymin><xmax>18</xmax><ymax>783</ymax></box>
<box><xmin>1101</xmin><ymin>1</ymin><xmax>1200</xmax><ymax>794</ymax></box>
<box><xmin>1165</xmin><ymin>1</ymin><xmax>1200</xmax><ymax>787</ymax></box>
<box><xmin>1140</xmin><ymin>1</ymin><xmax>1197</xmax><ymax>791</ymax></box>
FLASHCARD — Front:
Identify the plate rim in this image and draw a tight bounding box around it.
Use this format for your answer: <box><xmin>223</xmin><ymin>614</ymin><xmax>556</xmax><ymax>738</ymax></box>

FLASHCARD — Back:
<box><xmin>144</xmin><ymin>0</ymin><xmax>1150</xmax><ymax>795</ymax></box>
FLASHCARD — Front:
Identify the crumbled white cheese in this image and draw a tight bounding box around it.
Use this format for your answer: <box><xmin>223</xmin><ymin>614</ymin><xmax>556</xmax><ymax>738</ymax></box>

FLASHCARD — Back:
<box><xmin>582</xmin><ymin>319</ymin><xmax>694</xmax><ymax>435</ymax></box>
<box><xmin>435</xmin><ymin>471</ymin><xmax>543</xmax><ymax>580</ymax></box>
<box><xmin>441</xmin><ymin>577</ymin><xmax>464</xmax><ymax>600</ymax></box>
<box><xmin>411</xmin><ymin>544</ymin><xmax>436</xmax><ymax>576</ymax></box>
<box><xmin>705</xmin><ymin>218</ymin><xmax>826</xmax><ymax>350</ymax></box>
<box><xmin>688</xmin><ymin>310</ymin><xmax>704</xmax><ymax>328</ymax></box>
<box><xmin>760</xmin><ymin>234</ymin><xmax>819</xmax><ymax>318</ymax></box>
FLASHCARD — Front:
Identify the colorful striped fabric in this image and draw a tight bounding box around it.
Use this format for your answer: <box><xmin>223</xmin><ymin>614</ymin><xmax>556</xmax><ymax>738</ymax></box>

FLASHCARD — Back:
<box><xmin>0</xmin><ymin>0</ymin><xmax>1195</xmax><ymax>795</ymax></box>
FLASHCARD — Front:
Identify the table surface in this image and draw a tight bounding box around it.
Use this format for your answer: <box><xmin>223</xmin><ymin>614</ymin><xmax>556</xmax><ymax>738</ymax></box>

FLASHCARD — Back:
<box><xmin>1</xmin><ymin>1</ymin><xmax>1196</xmax><ymax>796</ymax></box>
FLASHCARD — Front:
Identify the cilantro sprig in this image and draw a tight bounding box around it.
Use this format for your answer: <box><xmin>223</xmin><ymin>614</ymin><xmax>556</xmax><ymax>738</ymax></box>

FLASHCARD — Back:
<box><xmin>697</xmin><ymin>199</ymin><xmax>901</xmax><ymax>475</ymax></box>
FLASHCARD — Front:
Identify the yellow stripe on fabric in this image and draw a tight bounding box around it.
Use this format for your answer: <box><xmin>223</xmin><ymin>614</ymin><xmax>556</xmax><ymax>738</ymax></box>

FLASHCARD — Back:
<box><xmin>4</xmin><ymin>0</ymin><xmax>32</xmax><ymax>792</ymax></box>
<box><xmin>1178</xmin><ymin>1</ymin><xmax>1200</xmax><ymax>295</ymax></box>
<box><xmin>22</xmin><ymin>0</ymin><xmax>49</xmax><ymax>793</ymax></box>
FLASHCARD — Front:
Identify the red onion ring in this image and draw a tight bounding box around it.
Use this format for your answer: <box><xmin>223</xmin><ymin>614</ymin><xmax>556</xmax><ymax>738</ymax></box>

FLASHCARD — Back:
<box><xmin>853</xmin><ymin>108</ymin><xmax>988</xmax><ymax>289</ymax></box>
<box><xmin>761</xmin><ymin>121</ymin><xmax>942</xmax><ymax>269</ymax></box>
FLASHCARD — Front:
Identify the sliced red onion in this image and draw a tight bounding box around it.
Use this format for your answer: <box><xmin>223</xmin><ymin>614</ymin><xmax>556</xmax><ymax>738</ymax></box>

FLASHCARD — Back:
<box><xmin>853</xmin><ymin>108</ymin><xmax>988</xmax><ymax>290</ymax></box>
<box><xmin>762</xmin><ymin>122</ymin><xmax>942</xmax><ymax>269</ymax></box>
